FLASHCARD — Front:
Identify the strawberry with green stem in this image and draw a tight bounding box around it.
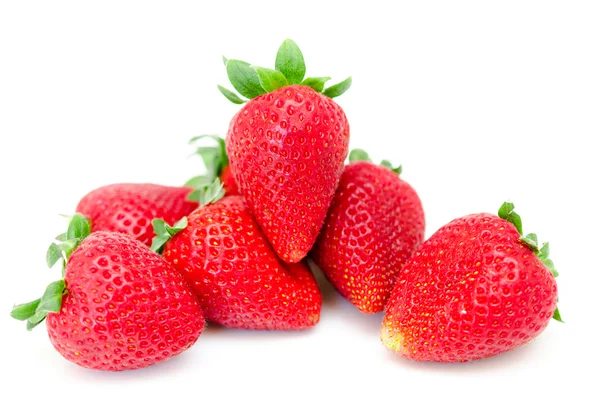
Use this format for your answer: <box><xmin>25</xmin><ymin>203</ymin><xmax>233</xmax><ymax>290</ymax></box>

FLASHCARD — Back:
<box><xmin>11</xmin><ymin>215</ymin><xmax>204</xmax><ymax>371</ymax></box>
<box><xmin>154</xmin><ymin>179</ymin><xmax>322</xmax><ymax>330</ymax></box>
<box><xmin>312</xmin><ymin>149</ymin><xmax>425</xmax><ymax>314</ymax></box>
<box><xmin>381</xmin><ymin>202</ymin><xmax>561</xmax><ymax>362</ymax></box>
<box><xmin>219</xmin><ymin>39</ymin><xmax>351</xmax><ymax>263</ymax></box>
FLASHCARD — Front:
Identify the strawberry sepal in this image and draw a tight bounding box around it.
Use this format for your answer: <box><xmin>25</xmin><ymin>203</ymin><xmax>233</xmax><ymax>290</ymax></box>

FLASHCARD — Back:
<box><xmin>188</xmin><ymin>178</ymin><xmax>225</xmax><ymax>207</ymax></box>
<box><xmin>498</xmin><ymin>202</ymin><xmax>523</xmax><ymax>234</ymax></box>
<box><xmin>349</xmin><ymin>148</ymin><xmax>372</xmax><ymax>163</ymax></box>
<box><xmin>519</xmin><ymin>233</ymin><xmax>539</xmax><ymax>252</ymax></box>
<box><xmin>219</xmin><ymin>39</ymin><xmax>351</xmax><ymax>103</ymax></box>
<box><xmin>380</xmin><ymin>160</ymin><xmax>402</xmax><ymax>175</ymax></box>
<box><xmin>300</xmin><ymin>77</ymin><xmax>331</xmax><ymax>92</ymax></box>
<box><xmin>154</xmin><ymin>178</ymin><xmax>230</xmax><ymax>253</ymax></box>
<box><xmin>10</xmin><ymin>298</ymin><xmax>41</xmax><ymax>321</ymax></box>
<box><xmin>552</xmin><ymin>307</ymin><xmax>564</xmax><ymax>323</ymax></box>
<box><xmin>151</xmin><ymin>217</ymin><xmax>188</xmax><ymax>254</ymax></box>
<box><xmin>498</xmin><ymin>201</ymin><xmax>563</xmax><ymax>322</ymax></box>
<box><xmin>46</xmin><ymin>214</ymin><xmax>91</xmax><ymax>275</ymax></box>
<box><xmin>349</xmin><ymin>148</ymin><xmax>403</xmax><ymax>175</ymax></box>
<box><xmin>275</xmin><ymin>39</ymin><xmax>306</xmax><ymax>85</ymax></box>
<box><xmin>184</xmin><ymin>175</ymin><xmax>212</xmax><ymax>190</ymax></box>
<box><xmin>11</xmin><ymin>279</ymin><xmax>66</xmax><ymax>331</ymax></box>
<box><xmin>322</xmin><ymin>77</ymin><xmax>353</xmax><ymax>98</ymax></box>
<box><xmin>186</xmin><ymin>135</ymin><xmax>229</xmax><ymax>199</ymax></box>
<box><xmin>11</xmin><ymin>214</ymin><xmax>90</xmax><ymax>330</ymax></box>
<box><xmin>254</xmin><ymin>66</ymin><xmax>288</xmax><ymax>92</ymax></box>
<box><xmin>217</xmin><ymin>85</ymin><xmax>246</xmax><ymax>104</ymax></box>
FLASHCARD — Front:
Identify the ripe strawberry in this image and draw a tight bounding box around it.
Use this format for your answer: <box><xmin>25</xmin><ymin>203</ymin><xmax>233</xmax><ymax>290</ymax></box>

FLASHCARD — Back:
<box><xmin>311</xmin><ymin>149</ymin><xmax>425</xmax><ymax>313</ymax></box>
<box><xmin>11</xmin><ymin>215</ymin><xmax>204</xmax><ymax>371</ymax></box>
<box><xmin>186</xmin><ymin>135</ymin><xmax>240</xmax><ymax>196</ymax></box>
<box><xmin>219</xmin><ymin>164</ymin><xmax>239</xmax><ymax>196</ymax></box>
<box><xmin>76</xmin><ymin>183</ymin><xmax>198</xmax><ymax>246</ymax></box>
<box><xmin>155</xmin><ymin>180</ymin><xmax>322</xmax><ymax>330</ymax></box>
<box><xmin>218</xmin><ymin>39</ymin><xmax>351</xmax><ymax>263</ymax></box>
<box><xmin>381</xmin><ymin>202</ymin><xmax>561</xmax><ymax>362</ymax></box>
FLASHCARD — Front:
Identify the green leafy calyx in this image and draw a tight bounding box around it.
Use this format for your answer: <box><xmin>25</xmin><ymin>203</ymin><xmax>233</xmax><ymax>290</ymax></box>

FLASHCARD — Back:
<box><xmin>254</xmin><ymin>66</ymin><xmax>288</xmax><ymax>92</ymax></box>
<box><xmin>497</xmin><ymin>202</ymin><xmax>523</xmax><ymax>234</ymax></box>
<box><xmin>349</xmin><ymin>148</ymin><xmax>371</xmax><ymax>163</ymax></box>
<box><xmin>46</xmin><ymin>214</ymin><xmax>90</xmax><ymax>274</ymax></box>
<box><xmin>219</xmin><ymin>39</ymin><xmax>351</xmax><ymax>103</ymax></box>
<box><xmin>151</xmin><ymin>217</ymin><xmax>188</xmax><ymax>254</ymax></box>
<box><xmin>275</xmin><ymin>39</ymin><xmax>306</xmax><ymax>85</ymax></box>
<box><xmin>300</xmin><ymin>77</ymin><xmax>331</xmax><ymax>93</ymax></box>
<box><xmin>188</xmin><ymin>178</ymin><xmax>226</xmax><ymax>207</ymax></box>
<box><xmin>380</xmin><ymin>160</ymin><xmax>402</xmax><ymax>175</ymax></box>
<box><xmin>552</xmin><ymin>307</ymin><xmax>564</xmax><ymax>323</ymax></box>
<box><xmin>322</xmin><ymin>77</ymin><xmax>352</xmax><ymax>98</ymax></box>
<box><xmin>225</xmin><ymin>60</ymin><xmax>265</xmax><ymax>100</ymax></box>
<box><xmin>217</xmin><ymin>85</ymin><xmax>245</xmax><ymax>104</ymax></box>
<box><xmin>348</xmin><ymin>149</ymin><xmax>403</xmax><ymax>175</ymax></box>
<box><xmin>11</xmin><ymin>215</ymin><xmax>89</xmax><ymax>330</ymax></box>
<box><xmin>497</xmin><ymin>201</ymin><xmax>562</xmax><ymax>322</ymax></box>
<box><xmin>186</xmin><ymin>135</ymin><xmax>230</xmax><ymax>198</ymax></box>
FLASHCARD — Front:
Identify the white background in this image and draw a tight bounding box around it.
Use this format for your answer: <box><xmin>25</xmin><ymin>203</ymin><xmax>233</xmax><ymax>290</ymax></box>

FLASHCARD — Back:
<box><xmin>1</xmin><ymin>1</ymin><xmax>598</xmax><ymax>396</ymax></box>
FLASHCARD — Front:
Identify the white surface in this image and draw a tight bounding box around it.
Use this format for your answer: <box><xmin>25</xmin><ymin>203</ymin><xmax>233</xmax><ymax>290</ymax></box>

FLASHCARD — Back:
<box><xmin>1</xmin><ymin>1</ymin><xmax>598</xmax><ymax>396</ymax></box>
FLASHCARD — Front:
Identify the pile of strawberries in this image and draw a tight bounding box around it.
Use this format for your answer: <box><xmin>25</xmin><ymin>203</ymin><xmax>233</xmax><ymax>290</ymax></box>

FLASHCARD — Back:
<box><xmin>11</xmin><ymin>40</ymin><xmax>561</xmax><ymax>371</ymax></box>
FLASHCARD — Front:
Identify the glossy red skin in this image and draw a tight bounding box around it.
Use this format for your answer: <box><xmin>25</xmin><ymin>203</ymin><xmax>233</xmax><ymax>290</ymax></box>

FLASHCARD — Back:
<box><xmin>46</xmin><ymin>232</ymin><xmax>204</xmax><ymax>371</ymax></box>
<box><xmin>163</xmin><ymin>196</ymin><xmax>322</xmax><ymax>330</ymax></box>
<box><xmin>220</xmin><ymin>165</ymin><xmax>240</xmax><ymax>196</ymax></box>
<box><xmin>381</xmin><ymin>214</ymin><xmax>558</xmax><ymax>362</ymax></box>
<box><xmin>312</xmin><ymin>162</ymin><xmax>425</xmax><ymax>314</ymax></box>
<box><xmin>76</xmin><ymin>184</ymin><xmax>198</xmax><ymax>246</ymax></box>
<box><xmin>226</xmin><ymin>85</ymin><xmax>350</xmax><ymax>263</ymax></box>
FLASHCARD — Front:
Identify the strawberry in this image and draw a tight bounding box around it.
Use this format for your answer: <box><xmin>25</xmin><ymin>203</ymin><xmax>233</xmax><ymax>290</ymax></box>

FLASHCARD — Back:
<box><xmin>218</xmin><ymin>39</ymin><xmax>351</xmax><ymax>263</ymax></box>
<box><xmin>76</xmin><ymin>183</ymin><xmax>198</xmax><ymax>246</ymax></box>
<box><xmin>381</xmin><ymin>202</ymin><xmax>561</xmax><ymax>362</ymax></box>
<box><xmin>186</xmin><ymin>135</ymin><xmax>240</xmax><ymax>196</ymax></box>
<box><xmin>311</xmin><ymin>149</ymin><xmax>425</xmax><ymax>313</ymax></box>
<box><xmin>219</xmin><ymin>164</ymin><xmax>239</xmax><ymax>196</ymax></box>
<box><xmin>155</xmin><ymin>180</ymin><xmax>322</xmax><ymax>330</ymax></box>
<box><xmin>11</xmin><ymin>215</ymin><xmax>204</xmax><ymax>371</ymax></box>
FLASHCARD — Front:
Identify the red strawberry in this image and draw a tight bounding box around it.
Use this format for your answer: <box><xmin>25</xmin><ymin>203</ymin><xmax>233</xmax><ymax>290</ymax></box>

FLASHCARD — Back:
<box><xmin>187</xmin><ymin>135</ymin><xmax>240</xmax><ymax>196</ymax></box>
<box><xmin>156</xmin><ymin>180</ymin><xmax>322</xmax><ymax>330</ymax></box>
<box><xmin>76</xmin><ymin>183</ymin><xmax>198</xmax><ymax>246</ymax></box>
<box><xmin>219</xmin><ymin>39</ymin><xmax>351</xmax><ymax>263</ymax></box>
<box><xmin>219</xmin><ymin>164</ymin><xmax>239</xmax><ymax>196</ymax></box>
<box><xmin>381</xmin><ymin>202</ymin><xmax>561</xmax><ymax>362</ymax></box>
<box><xmin>312</xmin><ymin>149</ymin><xmax>425</xmax><ymax>313</ymax></box>
<box><xmin>11</xmin><ymin>215</ymin><xmax>204</xmax><ymax>371</ymax></box>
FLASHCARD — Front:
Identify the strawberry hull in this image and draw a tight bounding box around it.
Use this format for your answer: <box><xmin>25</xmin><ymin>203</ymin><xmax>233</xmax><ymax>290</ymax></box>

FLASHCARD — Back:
<box><xmin>312</xmin><ymin>161</ymin><xmax>425</xmax><ymax>314</ymax></box>
<box><xmin>382</xmin><ymin>213</ymin><xmax>558</xmax><ymax>362</ymax></box>
<box><xmin>226</xmin><ymin>85</ymin><xmax>350</xmax><ymax>263</ymax></box>
<box><xmin>46</xmin><ymin>232</ymin><xmax>205</xmax><ymax>371</ymax></box>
